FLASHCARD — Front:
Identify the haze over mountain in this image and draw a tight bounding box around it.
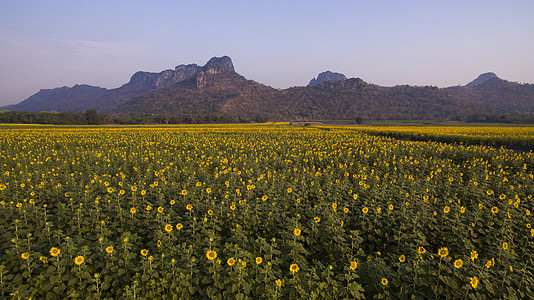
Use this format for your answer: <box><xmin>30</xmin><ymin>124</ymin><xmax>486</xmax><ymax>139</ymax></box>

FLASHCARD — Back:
<box><xmin>3</xmin><ymin>56</ymin><xmax>534</xmax><ymax>121</ymax></box>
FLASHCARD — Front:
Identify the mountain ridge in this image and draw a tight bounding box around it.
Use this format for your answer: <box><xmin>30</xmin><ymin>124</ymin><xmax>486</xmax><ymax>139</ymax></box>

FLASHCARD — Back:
<box><xmin>3</xmin><ymin>56</ymin><xmax>534</xmax><ymax>121</ymax></box>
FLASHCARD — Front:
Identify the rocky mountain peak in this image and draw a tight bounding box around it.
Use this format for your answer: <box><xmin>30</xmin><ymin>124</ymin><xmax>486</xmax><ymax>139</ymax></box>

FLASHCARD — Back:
<box><xmin>308</xmin><ymin>71</ymin><xmax>347</xmax><ymax>87</ymax></box>
<box><xmin>203</xmin><ymin>56</ymin><xmax>235</xmax><ymax>72</ymax></box>
<box><xmin>466</xmin><ymin>72</ymin><xmax>499</xmax><ymax>88</ymax></box>
<box><xmin>195</xmin><ymin>56</ymin><xmax>236</xmax><ymax>89</ymax></box>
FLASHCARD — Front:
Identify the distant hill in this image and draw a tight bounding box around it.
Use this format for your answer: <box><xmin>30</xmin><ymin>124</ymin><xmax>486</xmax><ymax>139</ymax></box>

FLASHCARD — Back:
<box><xmin>5</xmin><ymin>56</ymin><xmax>233</xmax><ymax>113</ymax></box>
<box><xmin>447</xmin><ymin>76</ymin><xmax>534</xmax><ymax>116</ymax></box>
<box><xmin>8</xmin><ymin>84</ymin><xmax>108</xmax><ymax>113</ymax></box>
<box><xmin>4</xmin><ymin>57</ymin><xmax>534</xmax><ymax>121</ymax></box>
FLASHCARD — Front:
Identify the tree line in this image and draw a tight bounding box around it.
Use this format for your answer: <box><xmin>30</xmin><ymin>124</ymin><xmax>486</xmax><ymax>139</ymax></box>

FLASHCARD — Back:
<box><xmin>0</xmin><ymin>110</ymin><xmax>269</xmax><ymax>125</ymax></box>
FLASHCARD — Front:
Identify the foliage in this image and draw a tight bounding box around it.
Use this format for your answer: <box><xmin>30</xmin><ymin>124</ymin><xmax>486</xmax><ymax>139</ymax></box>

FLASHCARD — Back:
<box><xmin>1</xmin><ymin>124</ymin><xmax>534</xmax><ymax>299</ymax></box>
<box><xmin>0</xmin><ymin>110</ymin><xmax>267</xmax><ymax>125</ymax></box>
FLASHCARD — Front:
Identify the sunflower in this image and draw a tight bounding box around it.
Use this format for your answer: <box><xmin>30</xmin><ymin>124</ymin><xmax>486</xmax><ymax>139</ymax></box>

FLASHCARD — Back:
<box><xmin>470</xmin><ymin>276</ymin><xmax>479</xmax><ymax>289</ymax></box>
<box><xmin>399</xmin><ymin>255</ymin><xmax>406</xmax><ymax>263</ymax></box>
<box><xmin>50</xmin><ymin>247</ymin><xmax>61</xmax><ymax>257</ymax></box>
<box><xmin>350</xmin><ymin>261</ymin><xmax>358</xmax><ymax>270</ymax></box>
<box><xmin>418</xmin><ymin>246</ymin><xmax>426</xmax><ymax>254</ymax></box>
<box><xmin>491</xmin><ymin>207</ymin><xmax>499</xmax><ymax>214</ymax></box>
<box><xmin>181</xmin><ymin>189</ymin><xmax>187</xmax><ymax>196</ymax></box>
<box><xmin>176</xmin><ymin>223</ymin><xmax>183</xmax><ymax>230</ymax></box>
<box><xmin>140</xmin><ymin>249</ymin><xmax>148</xmax><ymax>257</ymax></box>
<box><xmin>227</xmin><ymin>257</ymin><xmax>235</xmax><ymax>266</ymax></box>
<box><xmin>164</xmin><ymin>224</ymin><xmax>173</xmax><ymax>233</ymax></box>
<box><xmin>353</xmin><ymin>194</ymin><xmax>358</xmax><ymax>200</ymax></box>
<box><xmin>438</xmin><ymin>247</ymin><xmax>449</xmax><ymax>258</ymax></box>
<box><xmin>332</xmin><ymin>203</ymin><xmax>337</xmax><ymax>210</ymax></box>
<box><xmin>343</xmin><ymin>207</ymin><xmax>349</xmax><ymax>213</ymax></box>
<box><xmin>381</xmin><ymin>278</ymin><xmax>388</xmax><ymax>286</ymax></box>
<box><xmin>206</xmin><ymin>250</ymin><xmax>217</xmax><ymax>261</ymax></box>
<box><xmin>275</xmin><ymin>279</ymin><xmax>282</xmax><ymax>287</ymax></box>
<box><xmin>186</xmin><ymin>204</ymin><xmax>193</xmax><ymax>211</ymax></box>
<box><xmin>289</xmin><ymin>263</ymin><xmax>300</xmax><ymax>274</ymax></box>
<box><xmin>262</xmin><ymin>195</ymin><xmax>268</xmax><ymax>201</ymax></box>
<box><xmin>287</xmin><ymin>187</ymin><xmax>292</xmax><ymax>194</ymax></box>
<box><xmin>502</xmin><ymin>242</ymin><xmax>509</xmax><ymax>250</ymax></box>
<box><xmin>454</xmin><ymin>259</ymin><xmax>463</xmax><ymax>268</ymax></box>
<box><xmin>362</xmin><ymin>207</ymin><xmax>369</xmax><ymax>214</ymax></box>
<box><xmin>294</xmin><ymin>228</ymin><xmax>301</xmax><ymax>236</ymax></box>
<box><xmin>388</xmin><ymin>204</ymin><xmax>394</xmax><ymax>211</ymax></box>
<box><xmin>443</xmin><ymin>206</ymin><xmax>450</xmax><ymax>214</ymax></box>
<box><xmin>470</xmin><ymin>250</ymin><xmax>478</xmax><ymax>261</ymax></box>
<box><xmin>314</xmin><ymin>216</ymin><xmax>321</xmax><ymax>223</ymax></box>
<box><xmin>105</xmin><ymin>246</ymin><xmax>113</xmax><ymax>254</ymax></box>
<box><xmin>74</xmin><ymin>256</ymin><xmax>84</xmax><ymax>266</ymax></box>
<box><xmin>21</xmin><ymin>253</ymin><xmax>29</xmax><ymax>260</ymax></box>
<box><xmin>256</xmin><ymin>257</ymin><xmax>263</xmax><ymax>265</ymax></box>
<box><xmin>157</xmin><ymin>206</ymin><xmax>164</xmax><ymax>213</ymax></box>
<box><xmin>130</xmin><ymin>207</ymin><xmax>136</xmax><ymax>214</ymax></box>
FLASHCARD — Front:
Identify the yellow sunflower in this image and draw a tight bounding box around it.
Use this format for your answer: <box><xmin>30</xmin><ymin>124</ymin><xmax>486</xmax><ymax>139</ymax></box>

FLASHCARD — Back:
<box><xmin>50</xmin><ymin>247</ymin><xmax>61</xmax><ymax>257</ymax></box>
<box><xmin>74</xmin><ymin>256</ymin><xmax>84</xmax><ymax>266</ymax></box>
<box><xmin>438</xmin><ymin>247</ymin><xmax>449</xmax><ymax>258</ymax></box>
<box><xmin>206</xmin><ymin>250</ymin><xmax>217</xmax><ymax>261</ymax></box>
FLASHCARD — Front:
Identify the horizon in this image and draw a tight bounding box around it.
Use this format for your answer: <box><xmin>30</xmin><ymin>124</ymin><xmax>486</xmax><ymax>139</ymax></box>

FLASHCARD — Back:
<box><xmin>1</xmin><ymin>1</ymin><xmax>533</xmax><ymax>106</ymax></box>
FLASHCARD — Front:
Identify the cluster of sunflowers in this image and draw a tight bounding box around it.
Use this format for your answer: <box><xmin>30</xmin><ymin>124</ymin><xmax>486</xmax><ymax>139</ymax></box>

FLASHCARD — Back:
<box><xmin>0</xmin><ymin>124</ymin><xmax>533</xmax><ymax>298</ymax></box>
<box><xmin>351</xmin><ymin>125</ymin><xmax>534</xmax><ymax>146</ymax></box>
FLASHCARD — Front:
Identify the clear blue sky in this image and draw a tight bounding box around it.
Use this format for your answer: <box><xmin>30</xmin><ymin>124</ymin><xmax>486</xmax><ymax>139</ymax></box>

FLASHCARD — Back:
<box><xmin>1</xmin><ymin>0</ymin><xmax>533</xmax><ymax>106</ymax></box>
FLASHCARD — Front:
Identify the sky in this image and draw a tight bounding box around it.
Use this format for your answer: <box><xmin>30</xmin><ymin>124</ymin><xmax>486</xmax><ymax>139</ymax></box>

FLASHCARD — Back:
<box><xmin>1</xmin><ymin>0</ymin><xmax>533</xmax><ymax>106</ymax></box>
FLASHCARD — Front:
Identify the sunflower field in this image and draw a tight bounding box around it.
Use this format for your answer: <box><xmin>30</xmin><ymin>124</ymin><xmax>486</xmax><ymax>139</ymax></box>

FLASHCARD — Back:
<box><xmin>1</xmin><ymin>124</ymin><xmax>534</xmax><ymax>299</ymax></box>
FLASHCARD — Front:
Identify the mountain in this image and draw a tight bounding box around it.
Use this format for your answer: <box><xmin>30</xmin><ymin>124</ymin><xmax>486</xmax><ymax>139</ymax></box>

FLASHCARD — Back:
<box><xmin>466</xmin><ymin>72</ymin><xmax>498</xmax><ymax>87</ymax></box>
<box><xmin>118</xmin><ymin>73</ymin><xmax>469</xmax><ymax>121</ymax></box>
<box><xmin>6</xmin><ymin>56</ymin><xmax>233</xmax><ymax>113</ymax></box>
<box><xmin>8</xmin><ymin>84</ymin><xmax>108</xmax><ymax>113</ymax></box>
<box><xmin>308</xmin><ymin>71</ymin><xmax>347</xmax><ymax>86</ymax></box>
<box><xmin>5</xmin><ymin>57</ymin><xmax>534</xmax><ymax>121</ymax></box>
<box><xmin>448</xmin><ymin>76</ymin><xmax>534</xmax><ymax>115</ymax></box>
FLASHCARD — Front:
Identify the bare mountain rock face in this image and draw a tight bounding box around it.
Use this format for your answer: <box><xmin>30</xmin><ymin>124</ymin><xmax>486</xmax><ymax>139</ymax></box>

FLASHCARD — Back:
<box><xmin>308</xmin><ymin>71</ymin><xmax>347</xmax><ymax>87</ymax></box>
